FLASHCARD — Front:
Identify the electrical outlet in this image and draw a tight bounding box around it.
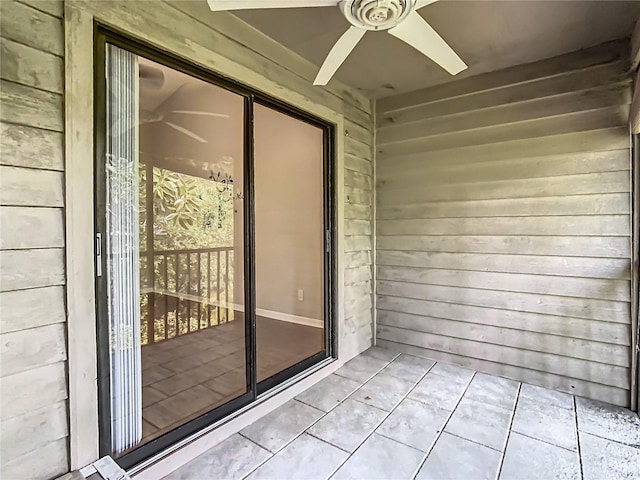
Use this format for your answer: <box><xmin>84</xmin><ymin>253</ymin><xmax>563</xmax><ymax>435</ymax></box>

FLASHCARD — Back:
<box><xmin>297</xmin><ymin>289</ymin><xmax>304</xmax><ymax>301</ymax></box>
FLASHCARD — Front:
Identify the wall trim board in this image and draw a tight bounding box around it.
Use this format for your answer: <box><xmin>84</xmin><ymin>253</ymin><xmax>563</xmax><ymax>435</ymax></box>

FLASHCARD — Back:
<box><xmin>372</xmin><ymin>97</ymin><xmax>378</xmax><ymax>346</ymax></box>
<box><xmin>65</xmin><ymin>3</ymin><xmax>98</xmax><ymax>470</ymax></box>
<box><xmin>632</xmin><ymin>134</ymin><xmax>639</xmax><ymax>412</ymax></box>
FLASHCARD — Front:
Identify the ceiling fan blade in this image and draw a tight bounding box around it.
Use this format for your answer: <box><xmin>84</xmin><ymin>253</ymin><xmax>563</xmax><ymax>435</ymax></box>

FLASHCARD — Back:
<box><xmin>170</xmin><ymin>110</ymin><xmax>230</xmax><ymax>118</ymax></box>
<box><xmin>415</xmin><ymin>0</ymin><xmax>439</xmax><ymax>9</ymax></box>
<box><xmin>207</xmin><ymin>0</ymin><xmax>339</xmax><ymax>11</ymax></box>
<box><xmin>139</xmin><ymin>64</ymin><xmax>165</xmax><ymax>89</ymax></box>
<box><xmin>314</xmin><ymin>26</ymin><xmax>366</xmax><ymax>86</ymax></box>
<box><xmin>164</xmin><ymin>121</ymin><xmax>208</xmax><ymax>144</ymax></box>
<box><xmin>388</xmin><ymin>11</ymin><xmax>467</xmax><ymax>75</ymax></box>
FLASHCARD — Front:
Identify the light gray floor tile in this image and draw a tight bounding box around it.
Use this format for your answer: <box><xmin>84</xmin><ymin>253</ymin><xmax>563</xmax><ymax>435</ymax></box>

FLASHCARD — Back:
<box><xmin>519</xmin><ymin>383</ymin><xmax>573</xmax><ymax>410</ymax></box>
<box><xmin>332</xmin><ymin>434</ymin><xmax>424</xmax><ymax>480</ymax></box>
<box><xmin>465</xmin><ymin>372</ymin><xmax>520</xmax><ymax>410</ymax></box>
<box><xmin>445</xmin><ymin>397</ymin><xmax>512</xmax><ymax>451</ymax></box>
<box><xmin>307</xmin><ymin>398</ymin><xmax>387</xmax><ymax>452</ymax></box>
<box><xmin>576</xmin><ymin>397</ymin><xmax>640</xmax><ymax>447</ymax></box>
<box><xmin>580</xmin><ymin>431</ymin><xmax>640</xmax><ymax>480</ymax></box>
<box><xmin>159</xmin><ymin>349</ymin><xmax>640</xmax><ymax>480</ymax></box>
<box><xmin>409</xmin><ymin>370</ymin><xmax>471</xmax><ymax>411</ymax></box>
<box><xmin>381</xmin><ymin>354</ymin><xmax>435</xmax><ymax>383</ymax></box>
<box><xmin>376</xmin><ymin>398</ymin><xmax>449</xmax><ymax>451</ymax></box>
<box><xmin>334</xmin><ymin>355</ymin><xmax>389</xmax><ymax>383</ymax></box>
<box><xmin>350</xmin><ymin>370</ymin><xmax>416</xmax><ymax>411</ymax></box>
<box><xmin>512</xmin><ymin>396</ymin><xmax>577</xmax><ymax>451</ymax></box>
<box><xmin>416</xmin><ymin>432</ymin><xmax>501</xmax><ymax>480</ymax></box>
<box><xmin>163</xmin><ymin>434</ymin><xmax>271</xmax><ymax>480</ymax></box>
<box><xmin>245</xmin><ymin>433</ymin><xmax>348</xmax><ymax>480</ymax></box>
<box><xmin>241</xmin><ymin>400</ymin><xmax>324</xmax><ymax>453</ymax></box>
<box><xmin>295</xmin><ymin>374</ymin><xmax>362</xmax><ymax>412</ymax></box>
<box><xmin>500</xmin><ymin>432</ymin><xmax>580</xmax><ymax>480</ymax></box>
<box><xmin>360</xmin><ymin>346</ymin><xmax>400</xmax><ymax>362</ymax></box>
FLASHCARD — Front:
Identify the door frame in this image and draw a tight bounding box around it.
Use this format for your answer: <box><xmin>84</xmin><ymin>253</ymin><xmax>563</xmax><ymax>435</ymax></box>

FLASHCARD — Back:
<box><xmin>65</xmin><ymin>2</ymin><xmax>349</xmax><ymax>469</ymax></box>
<box><xmin>93</xmin><ymin>27</ymin><xmax>337</xmax><ymax>469</ymax></box>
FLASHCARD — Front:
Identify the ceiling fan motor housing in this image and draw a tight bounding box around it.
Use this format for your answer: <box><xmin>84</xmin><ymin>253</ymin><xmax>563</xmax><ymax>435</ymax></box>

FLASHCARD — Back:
<box><xmin>341</xmin><ymin>0</ymin><xmax>414</xmax><ymax>30</ymax></box>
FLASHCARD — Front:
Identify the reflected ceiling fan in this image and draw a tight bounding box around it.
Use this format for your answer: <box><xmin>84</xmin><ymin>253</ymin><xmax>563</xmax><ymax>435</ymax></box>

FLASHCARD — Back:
<box><xmin>206</xmin><ymin>0</ymin><xmax>467</xmax><ymax>85</ymax></box>
<box><xmin>139</xmin><ymin>64</ymin><xmax>230</xmax><ymax>144</ymax></box>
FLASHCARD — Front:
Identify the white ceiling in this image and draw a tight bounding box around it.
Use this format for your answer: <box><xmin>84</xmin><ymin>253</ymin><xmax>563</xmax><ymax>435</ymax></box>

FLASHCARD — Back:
<box><xmin>233</xmin><ymin>0</ymin><xmax>640</xmax><ymax>98</ymax></box>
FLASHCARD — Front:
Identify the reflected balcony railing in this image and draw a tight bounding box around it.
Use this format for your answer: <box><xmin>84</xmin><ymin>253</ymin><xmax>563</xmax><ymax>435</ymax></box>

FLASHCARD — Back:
<box><xmin>140</xmin><ymin>246</ymin><xmax>235</xmax><ymax>345</ymax></box>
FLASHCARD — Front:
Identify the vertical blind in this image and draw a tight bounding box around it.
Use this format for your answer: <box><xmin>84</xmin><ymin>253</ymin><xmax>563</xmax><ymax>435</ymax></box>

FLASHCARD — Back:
<box><xmin>105</xmin><ymin>44</ymin><xmax>143</xmax><ymax>454</ymax></box>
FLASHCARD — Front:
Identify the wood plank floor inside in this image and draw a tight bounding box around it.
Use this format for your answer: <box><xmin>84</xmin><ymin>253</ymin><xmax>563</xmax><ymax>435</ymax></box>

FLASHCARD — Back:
<box><xmin>138</xmin><ymin>315</ymin><xmax>324</xmax><ymax>446</ymax></box>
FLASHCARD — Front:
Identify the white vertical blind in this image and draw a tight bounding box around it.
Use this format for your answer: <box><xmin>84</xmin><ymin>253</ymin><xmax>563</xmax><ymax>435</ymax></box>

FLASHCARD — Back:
<box><xmin>105</xmin><ymin>44</ymin><xmax>142</xmax><ymax>454</ymax></box>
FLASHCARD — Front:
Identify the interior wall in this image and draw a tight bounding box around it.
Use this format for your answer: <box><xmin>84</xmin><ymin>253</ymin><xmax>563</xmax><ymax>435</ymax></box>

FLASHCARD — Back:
<box><xmin>0</xmin><ymin>1</ymin><xmax>69</xmax><ymax>478</ymax></box>
<box><xmin>375</xmin><ymin>39</ymin><xmax>634</xmax><ymax>407</ymax></box>
<box><xmin>254</xmin><ymin>104</ymin><xmax>324</xmax><ymax>321</ymax></box>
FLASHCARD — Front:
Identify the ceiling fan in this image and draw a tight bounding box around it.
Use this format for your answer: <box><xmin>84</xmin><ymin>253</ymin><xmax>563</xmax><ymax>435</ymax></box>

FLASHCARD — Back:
<box><xmin>138</xmin><ymin>66</ymin><xmax>230</xmax><ymax>144</ymax></box>
<box><xmin>206</xmin><ymin>0</ymin><xmax>467</xmax><ymax>85</ymax></box>
<box><xmin>139</xmin><ymin>107</ymin><xmax>229</xmax><ymax>144</ymax></box>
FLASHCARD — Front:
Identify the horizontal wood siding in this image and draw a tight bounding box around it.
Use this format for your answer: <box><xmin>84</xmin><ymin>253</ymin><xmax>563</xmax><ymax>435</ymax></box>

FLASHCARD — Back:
<box><xmin>375</xmin><ymin>40</ymin><xmax>633</xmax><ymax>407</ymax></box>
<box><xmin>0</xmin><ymin>1</ymin><xmax>68</xmax><ymax>478</ymax></box>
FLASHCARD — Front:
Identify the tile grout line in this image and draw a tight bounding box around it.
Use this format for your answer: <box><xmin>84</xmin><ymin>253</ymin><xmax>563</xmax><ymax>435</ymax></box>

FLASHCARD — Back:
<box><xmin>327</xmin><ymin>359</ymin><xmax>438</xmax><ymax>479</ymax></box>
<box><xmin>510</xmin><ymin>430</ymin><xmax>579</xmax><ymax>453</ymax></box>
<box><xmin>495</xmin><ymin>382</ymin><xmax>522</xmax><ymax>480</ymax></box>
<box><xmin>410</xmin><ymin>370</ymin><xmax>478</xmax><ymax>480</ymax></box>
<box><xmin>332</xmin><ymin>352</ymin><xmax>401</xmax><ymax>384</ymax></box>
<box><xmin>238</xmin><ymin>433</ymin><xmax>276</xmax><ymax>458</ymax></box>
<box><xmin>442</xmin><ymin>431</ymin><xmax>502</xmax><ymax>452</ymax></box>
<box><xmin>574</xmin><ymin>396</ymin><xmax>585</xmax><ymax>480</ymax></box>
<box><xmin>374</xmin><ymin>431</ymin><xmax>428</xmax><ymax>454</ymax></box>
<box><xmin>575</xmin><ymin>428</ymin><xmax>640</xmax><ymax>449</ymax></box>
<box><xmin>304</xmin><ymin>431</ymin><xmax>352</xmax><ymax>454</ymax></box>
<box><xmin>238</xmin><ymin>352</ymin><xmax>402</xmax><ymax>480</ymax></box>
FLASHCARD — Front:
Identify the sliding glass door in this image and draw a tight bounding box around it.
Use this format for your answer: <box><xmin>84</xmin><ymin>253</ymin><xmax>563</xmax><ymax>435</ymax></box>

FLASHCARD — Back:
<box><xmin>95</xmin><ymin>33</ymin><xmax>334</xmax><ymax>467</ymax></box>
<box><xmin>254</xmin><ymin>104</ymin><xmax>328</xmax><ymax>388</ymax></box>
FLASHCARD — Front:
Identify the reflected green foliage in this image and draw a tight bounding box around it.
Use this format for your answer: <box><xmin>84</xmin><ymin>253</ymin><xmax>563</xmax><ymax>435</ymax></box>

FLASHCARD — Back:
<box><xmin>139</xmin><ymin>163</ymin><xmax>237</xmax><ymax>345</ymax></box>
<box><xmin>139</xmin><ymin>163</ymin><xmax>234</xmax><ymax>251</ymax></box>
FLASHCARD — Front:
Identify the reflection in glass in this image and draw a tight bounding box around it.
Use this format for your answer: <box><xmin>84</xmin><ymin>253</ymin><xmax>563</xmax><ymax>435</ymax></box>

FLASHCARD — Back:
<box><xmin>254</xmin><ymin>104</ymin><xmax>326</xmax><ymax>383</ymax></box>
<box><xmin>105</xmin><ymin>46</ymin><xmax>247</xmax><ymax>454</ymax></box>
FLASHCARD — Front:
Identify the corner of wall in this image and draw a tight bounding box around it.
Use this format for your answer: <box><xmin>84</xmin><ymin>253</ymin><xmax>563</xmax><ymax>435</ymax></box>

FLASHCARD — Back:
<box><xmin>371</xmin><ymin>97</ymin><xmax>378</xmax><ymax>347</ymax></box>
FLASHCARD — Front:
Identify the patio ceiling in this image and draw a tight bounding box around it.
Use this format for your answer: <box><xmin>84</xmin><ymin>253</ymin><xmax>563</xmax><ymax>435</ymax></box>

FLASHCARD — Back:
<box><xmin>230</xmin><ymin>0</ymin><xmax>640</xmax><ymax>98</ymax></box>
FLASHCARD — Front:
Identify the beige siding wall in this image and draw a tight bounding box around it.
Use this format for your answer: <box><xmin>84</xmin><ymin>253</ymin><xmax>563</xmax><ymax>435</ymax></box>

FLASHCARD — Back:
<box><xmin>3</xmin><ymin>0</ymin><xmax>374</xmax><ymax>477</ymax></box>
<box><xmin>0</xmin><ymin>0</ymin><xmax>69</xmax><ymax>478</ymax></box>
<box><xmin>375</xmin><ymin>40</ymin><xmax>634</xmax><ymax>407</ymax></box>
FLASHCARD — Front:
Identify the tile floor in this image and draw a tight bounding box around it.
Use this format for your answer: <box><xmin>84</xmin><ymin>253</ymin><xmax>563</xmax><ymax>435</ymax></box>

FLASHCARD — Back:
<box><xmin>140</xmin><ymin>316</ymin><xmax>323</xmax><ymax>444</ymax></box>
<box><xmin>164</xmin><ymin>347</ymin><xmax>640</xmax><ymax>480</ymax></box>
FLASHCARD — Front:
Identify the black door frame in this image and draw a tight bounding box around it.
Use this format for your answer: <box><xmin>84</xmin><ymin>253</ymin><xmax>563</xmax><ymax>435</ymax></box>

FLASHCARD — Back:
<box><xmin>94</xmin><ymin>26</ymin><xmax>336</xmax><ymax>469</ymax></box>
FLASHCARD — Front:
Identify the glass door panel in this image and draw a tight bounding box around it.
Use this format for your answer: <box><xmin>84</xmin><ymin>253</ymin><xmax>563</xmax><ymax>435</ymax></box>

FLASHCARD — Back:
<box><xmin>253</xmin><ymin>103</ymin><xmax>327</xmax><ymax>383</ymax></box>
<box><xmin>99</xmin><ymin>38</ymin><xmax>333</xmax><ymax>464</ymax></box>
<box><xmin>103</xmin><ymin>45</ymin><xmax>247</xmax><ymax>456</ymax></box>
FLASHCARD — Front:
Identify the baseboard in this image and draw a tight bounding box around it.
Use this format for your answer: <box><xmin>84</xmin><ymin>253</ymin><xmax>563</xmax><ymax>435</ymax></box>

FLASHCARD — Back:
<box><xmin>255</xmin><ymin>308</ymin><xmax>323</xmax><ymax>329</ymax></box>
<box><xmin>143</xmin><ymin>290</ymin><xmax>324</xmax><ymax>328</ymax></box>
